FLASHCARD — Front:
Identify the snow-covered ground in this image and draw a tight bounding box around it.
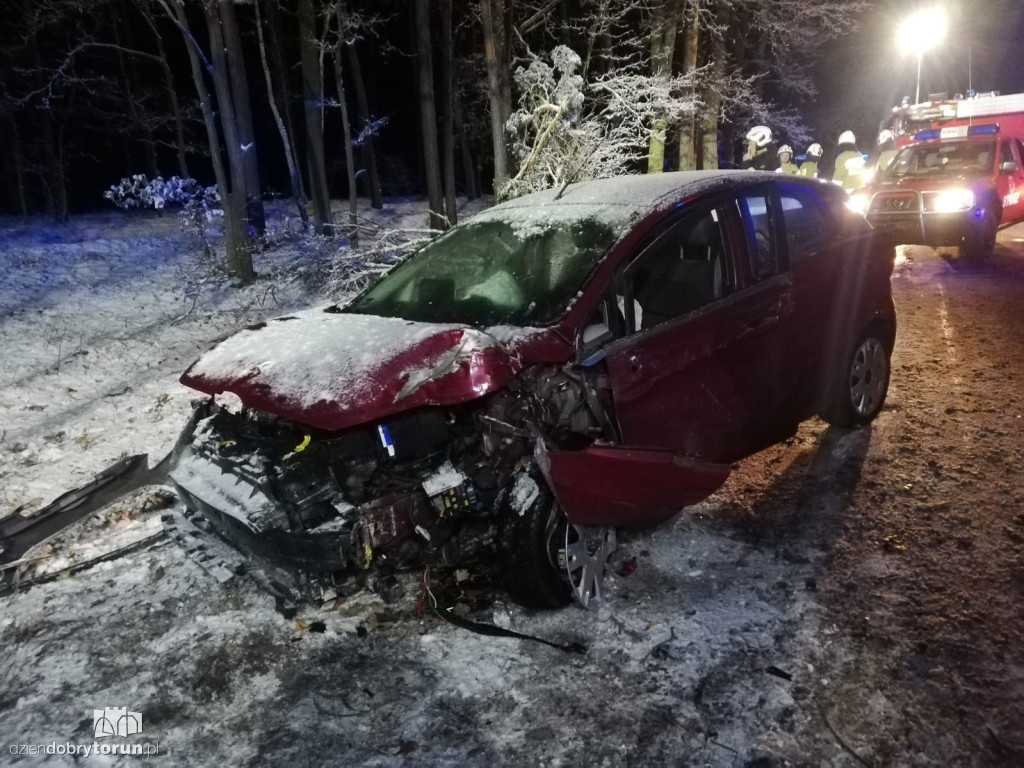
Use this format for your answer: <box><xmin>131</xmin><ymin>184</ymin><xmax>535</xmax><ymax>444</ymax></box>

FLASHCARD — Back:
<box><xmin>3</xmin><ymin>202</ymin><xmax>1019</xmax><ymax>766</ymax></box>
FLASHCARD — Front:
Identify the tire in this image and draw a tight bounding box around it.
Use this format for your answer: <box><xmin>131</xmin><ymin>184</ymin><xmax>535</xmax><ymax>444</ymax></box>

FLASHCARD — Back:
<box><xmin>820</xmin><ymin>327</ymin><xmax>892</xmax><ymax>427</ymax></box>
<box><xmin>958</xmin><ymin>206</ymin><xmax>998</xmax><ymax>261</ymax></box>
<box><xmin>496</xmin><ymin>474</ymin><xmax>572</xmax><ymax>609</ymax></box>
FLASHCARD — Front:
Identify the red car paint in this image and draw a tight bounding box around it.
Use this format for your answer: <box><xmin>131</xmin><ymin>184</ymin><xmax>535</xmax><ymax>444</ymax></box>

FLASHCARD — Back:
<box><xmin>180</xmin><ymin>172</ymin><xmax>895</xmax><ymax>533</ymax></box>
<box><xmin>542</xmin><ymin>446</ymin><xmax>731</xmax><ymax>528</ymax></box>
<box><xmin>181</xmin><ymin>321</ymin><xmax>574</xmax><ymax>433</ymax></box>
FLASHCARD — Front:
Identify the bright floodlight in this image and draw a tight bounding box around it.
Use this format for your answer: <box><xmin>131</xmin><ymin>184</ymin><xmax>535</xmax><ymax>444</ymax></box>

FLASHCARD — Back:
<box><xmin>897</xmin><ymin>8</ymin><xmax>947</xmax><ymax>54</ymax></box>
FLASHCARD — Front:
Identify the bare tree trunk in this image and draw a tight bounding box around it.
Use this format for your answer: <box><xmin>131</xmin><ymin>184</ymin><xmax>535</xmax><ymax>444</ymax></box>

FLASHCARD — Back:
<box><xmin>265</xmin><ymin>0</ymin><xmax>306</xmax><ymax>204</ymax></box>
<box><xmin>202</xmin><ymin>1</ymin><xmax>256</xmax><ymax>282</ymax></box>
<box><xmin>701</xmin><ymin>1</ymin><xmax>730</xmax><ymax>170</ymax></box>
<box><xmin>332</xmin><ymin>5</ymin><xmax>358</xmax><ymax>247</ymax></box>
<box><xmin>453</xmin><ymin>80</ymin><xmax>478</xmax><ymax>200</ymax></box>
<box><xmin>677</xmin><ymin>0</ymin><xmax>700</xmax><ymax>171</ymax></box>
<box><xmin>2</xmin><ymin>114</ymin><xmax>28</xmax><ymax>217</ymax></box>
<box><xmin>342</xmin><ymin>3</ymin><xmax>382</xmax><ymax>210</ymax></box>
<box><xmin>131</xmin><ymin>0</ymin><xmax>190</xmax><ymax>176</ymax></box>
<box><xmin>254</xmin><ymin>0</ymin><xmax>307</xmax><ymax>227</ymax></box>
<box><xmin>440</xmin><ymin>0</ymin><xmax>457</xmax><ymax>225</ymax></box>
<box><xmin>647</xmin><ymin>0</ymin><xmax>680</xmax><ymax>174</ymax></box>
<box><xmin>298</xmin><ymin>0</ymin><xmax>333</xmax><ymax>235</ymax></box>
<box><xmin>27</xmin><ymin>9</ymin><xmax>67</xmax><ymax>223</ymax></box>
<box><xmin>414</xmin><ymin>0</ymin><xmax>445</xmax><ymax>229</ymax></box>
<box><xmin>480</xmin><ymin>0</ymin><xmax>508</xmax><ymax>194</ymax></box>
<box><xmin>219</xmin><ymin>0</ymin><xmax>265</xmax><ymax>235</ymax></box>
<box><xmin>162</xmin><ymin>0</ymin><xmax>250</xmax><ymax>280</ymax></box>
<box><xmin>112</xmin><ymin>11</ymin><xmax>159</xmax><ymax>177</ymax></box>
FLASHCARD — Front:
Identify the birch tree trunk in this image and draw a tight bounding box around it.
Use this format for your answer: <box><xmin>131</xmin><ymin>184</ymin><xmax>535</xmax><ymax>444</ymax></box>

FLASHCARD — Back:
<box><xmin>254</xmin><ymin>0</ymin><xmax>307</xmax><ymax>227</ymax></box>
<box><xmin>414</xmin><ymin>0</ymin><xmax>445</xmax><ymax>230</ymax></box>
<box><xmin>265</xmin><ymin>0</ymin><xmax>306</xmax><ymax>206</ymax></box>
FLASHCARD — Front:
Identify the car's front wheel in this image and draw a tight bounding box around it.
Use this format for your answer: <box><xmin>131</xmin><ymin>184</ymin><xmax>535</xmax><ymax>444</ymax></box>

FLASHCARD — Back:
<box><xmin>820</xmin><ymin>327</ymin><xmax>892</xmax><ymax>427</ymax></box>
<box><xmin>958</xmin><ymin>206</ymin><xmax>998</xmax><ymax>261</ymax></box>
<box><xmin>496</xmin><ymin>472</ymin><xmax>616</xmax><ymax>610</ymax></box>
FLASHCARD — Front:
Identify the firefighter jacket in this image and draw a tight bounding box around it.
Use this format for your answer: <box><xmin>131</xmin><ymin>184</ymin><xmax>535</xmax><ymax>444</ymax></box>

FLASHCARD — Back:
<box><xmin>833</xmin><ymin>146</ymin><xmax>866</xmax><ymax>190</ymax></box>
<box><xmin>777</xmin><ymin>160</ymin><xmax>800</xmax><ymax>174</ymax></box>
<box><xmin>875</xmin><ymin>149</ymin><xmax>897</xmax><ymax>175</ymax></box>
<box><xmin>742</xmin><ymin>145</ymin><xmax>779</xmax><ymax>171</ymax></box>
<box><xmin>797</xmin><ymin>160</ymin><xmax>819</xmax><ymax>178</ymax></box>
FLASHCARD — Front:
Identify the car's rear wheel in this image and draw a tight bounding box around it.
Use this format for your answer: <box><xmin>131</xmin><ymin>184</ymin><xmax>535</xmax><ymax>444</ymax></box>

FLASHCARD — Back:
<box><xmin>820</xmin><ymin>327</ymin><xmax>892</xmax><ymax>427</ymax></box>
<box><xmin>958</xmin><ymin>206</ymin><xmax>998</xmax><ymax>261</ymax></box>
<box><xmin>496</xmin><ymin>473</ymin><xmax>616</xmax><ymax>610</ymax></box>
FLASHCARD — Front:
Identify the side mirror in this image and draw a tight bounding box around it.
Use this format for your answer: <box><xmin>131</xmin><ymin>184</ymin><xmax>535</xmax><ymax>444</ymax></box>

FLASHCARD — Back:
<box><xmin>578</xmin><ymin>324</ymin><xmax>612</xmax><ymax>366</ymax></box>
<box><xmin>1000</xmin><ymin>160</ymin><xmax>1019</xmax><ymax>174</ymax></box>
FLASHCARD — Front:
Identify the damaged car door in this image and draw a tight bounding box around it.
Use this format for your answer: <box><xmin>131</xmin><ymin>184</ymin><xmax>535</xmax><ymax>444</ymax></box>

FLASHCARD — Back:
<box><xmin>603</xmin><ymin>188</ymin><xmax>795</xmax><ymax>464</ymax></box>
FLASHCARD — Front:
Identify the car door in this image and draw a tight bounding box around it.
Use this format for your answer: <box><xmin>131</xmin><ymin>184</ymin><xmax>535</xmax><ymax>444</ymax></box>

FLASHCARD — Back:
<box><xmin>775</xmin><ymin>182</ymin><xmax>844</xmax><ymax>417</ymax></box>
<box><xmin>603</xmin><ymin>186</ymin><xmax>795</xmax><ymax>464</ymax></box>
<box><xmin>995</xmin><ymin>139</ymin><xmax>1024</xmax><ymax>224</ymax></box>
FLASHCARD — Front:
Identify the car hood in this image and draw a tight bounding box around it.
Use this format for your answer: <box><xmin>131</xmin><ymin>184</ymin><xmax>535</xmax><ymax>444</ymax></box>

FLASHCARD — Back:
<box><xmin>180</xmin><ymin>306</ymin><xmax>573</xmax><ymax>431</ymax></box>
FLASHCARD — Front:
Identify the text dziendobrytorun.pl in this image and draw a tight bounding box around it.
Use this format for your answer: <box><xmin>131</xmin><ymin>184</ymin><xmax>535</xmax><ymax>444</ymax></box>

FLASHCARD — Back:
<box><xmin>9</xmin><ymin>742</ymin><xmax>161</xmax><ymax>757</ymax></box>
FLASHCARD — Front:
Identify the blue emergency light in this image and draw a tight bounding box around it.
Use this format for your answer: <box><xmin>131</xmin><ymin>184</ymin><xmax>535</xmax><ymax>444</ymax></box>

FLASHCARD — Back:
<box><xmin>913</xmin><ymin>123</ymin><xmax>1001</xmax><ymax>141</ymax></box>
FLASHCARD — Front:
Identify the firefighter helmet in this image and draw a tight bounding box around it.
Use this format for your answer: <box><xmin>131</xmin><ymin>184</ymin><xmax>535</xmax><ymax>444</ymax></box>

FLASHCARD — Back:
<box><xmin>806</xmin><ymin>143</ymin><xmax>823</xmax><ymax>159</ymax></box>
<box><xmin>746</xmin><ymin>125</ymin><xmax>773</xmax><ymax>148</ymax></box>
<box><xmin>838</xmin><ymin>130</ymin><xmax>857</xmax><ymax>145</ymax></box>
<box><xmin>778</xmin><ymin>144</ymin><xmax>793</xmax><ymax>156</ymax></box>
<box><xmin>877</xmin><ymin>129</ymin><xmax>896</xmax><ymax>146</ymax></box>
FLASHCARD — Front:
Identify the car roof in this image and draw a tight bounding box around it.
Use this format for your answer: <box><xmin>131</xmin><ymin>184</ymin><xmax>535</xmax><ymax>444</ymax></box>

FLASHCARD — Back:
<box><xmin>473</xmin><ymin>171</ymin><xmax>804</xmax><ymax>234</ymax></box>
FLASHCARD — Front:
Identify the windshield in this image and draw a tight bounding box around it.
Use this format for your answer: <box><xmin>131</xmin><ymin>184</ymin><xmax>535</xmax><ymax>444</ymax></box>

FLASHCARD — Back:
<box><xmin>345</xmin><ymin>217</ymin><xmax>618</xmax><ymax>327</ymax></box>
<box><xmin>885</xmin><ymin>140</ymin><xmax>996</xmax><ymax>180</ymax></box>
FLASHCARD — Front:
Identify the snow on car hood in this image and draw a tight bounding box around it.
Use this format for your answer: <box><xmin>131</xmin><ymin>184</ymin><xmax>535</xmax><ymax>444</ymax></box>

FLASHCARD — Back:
<box><xmin>180</xmin><ymin>306</ymin><xmax>569</xmax><ymax>431</ymax></box>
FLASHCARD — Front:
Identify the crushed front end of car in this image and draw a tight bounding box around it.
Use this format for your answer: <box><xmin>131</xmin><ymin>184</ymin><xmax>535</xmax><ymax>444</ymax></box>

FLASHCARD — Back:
<box><xmin>168</xmin><ymin>311</ymin><xmax>616</xmax><ymax>610</ymax></box>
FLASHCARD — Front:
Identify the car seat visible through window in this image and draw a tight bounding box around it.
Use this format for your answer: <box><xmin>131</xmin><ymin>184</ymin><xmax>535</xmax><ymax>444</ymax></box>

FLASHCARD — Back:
<box><xmin>634</xmin><ymin>212</ymin><xmax>725</xmax><ymax>330</ymax></box>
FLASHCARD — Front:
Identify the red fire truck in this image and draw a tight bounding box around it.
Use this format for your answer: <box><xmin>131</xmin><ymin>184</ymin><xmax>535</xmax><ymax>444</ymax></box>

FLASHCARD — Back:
<box><xmin>850</xmin><ymin>92</ymin><xmax>1024</xmax><ymax>260</ymax></box>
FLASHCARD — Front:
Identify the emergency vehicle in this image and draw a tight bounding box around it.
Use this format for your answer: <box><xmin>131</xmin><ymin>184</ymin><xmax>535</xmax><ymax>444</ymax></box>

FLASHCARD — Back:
<box><xmin>850</xmin><ymin>92</ymin><xmax>1024</xmax><ymax>260</ymax></box>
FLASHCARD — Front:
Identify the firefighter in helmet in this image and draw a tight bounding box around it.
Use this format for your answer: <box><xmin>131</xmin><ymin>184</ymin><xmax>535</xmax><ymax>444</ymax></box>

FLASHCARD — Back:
<box><xmin>776</xmin><ymin>145</ymin><xmax>799</xmax><ymax>174</ymax></box>
<box><xmin>833</xmin><ymin>130</ymin><xmax>867</xmax><ymax>190</ymax></box>
<box><xmin>798</xmin><ymin>143</ymin><xmax>823</xmax><ymax>178</ymax></box>
<box><xmin>741</xmin><ymin>125</ymin><xmax>778</xmax><ymax>171</ymax></box>
<box><xmin>876</xmin><ymin>129</ymin><xmax>898</xmax><ymax>175</ymax></box>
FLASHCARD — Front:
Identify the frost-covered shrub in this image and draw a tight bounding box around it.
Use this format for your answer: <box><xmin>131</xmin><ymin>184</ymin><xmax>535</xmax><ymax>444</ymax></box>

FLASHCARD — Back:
<box><xmin>320</xmin><ymin>221</ymin><xmax>437</xmax><ymax>301</ymax></box>
<box><xmin>104</xmin><ymin>175</ymin><xmax>221</xmax><ymax>216</ymax></box>
<box><xmin>501</xmin><ymin>44</ymin><xmax>699</xmax><ymax>200</ymax></box>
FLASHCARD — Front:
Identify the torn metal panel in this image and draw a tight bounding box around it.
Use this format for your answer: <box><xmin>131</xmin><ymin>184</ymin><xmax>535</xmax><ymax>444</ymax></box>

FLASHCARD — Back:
<box><xmin>542</xmin><ymin>445</ymin><xmax>731</xmax><ymax>528</ymax></box>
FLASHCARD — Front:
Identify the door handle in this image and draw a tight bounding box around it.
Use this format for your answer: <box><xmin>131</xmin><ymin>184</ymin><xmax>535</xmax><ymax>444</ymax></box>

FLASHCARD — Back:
<box><xmin>629</xmin><ymin>352</ymin><xmax>643</xmax><ymax>372</ymax></box>
<box><xmin>739</xmin><ymin>314</ymin><xmax>779</xmax><ymax>338</ymax></box>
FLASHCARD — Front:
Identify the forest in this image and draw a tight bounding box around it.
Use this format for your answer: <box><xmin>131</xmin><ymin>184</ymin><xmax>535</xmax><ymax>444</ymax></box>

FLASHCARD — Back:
<box><xmin>0</xmin><ymin>0</ymin><xmax>869</xmax><ymax>280</ymax></box>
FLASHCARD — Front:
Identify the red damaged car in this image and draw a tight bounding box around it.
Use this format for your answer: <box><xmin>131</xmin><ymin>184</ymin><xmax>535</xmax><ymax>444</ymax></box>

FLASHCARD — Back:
<box><xmin>171</xmin><ymin>171</ymin><xmax>896</xmax><ymax>610</ymax></box>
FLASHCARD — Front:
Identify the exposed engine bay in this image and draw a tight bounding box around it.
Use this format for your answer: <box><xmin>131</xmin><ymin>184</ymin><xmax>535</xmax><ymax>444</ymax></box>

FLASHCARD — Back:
<box><xmin>170</xmin><ymin>364</ymin><xmax>615</xmax><ymax>608</ymax></box>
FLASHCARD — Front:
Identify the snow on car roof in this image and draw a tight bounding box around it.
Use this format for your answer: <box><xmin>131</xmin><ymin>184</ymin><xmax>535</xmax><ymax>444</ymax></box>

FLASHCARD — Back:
<box><xmin>472</xmin><ymin>171</ymin><xmax>752</xmax><ymax>236</ymax></box>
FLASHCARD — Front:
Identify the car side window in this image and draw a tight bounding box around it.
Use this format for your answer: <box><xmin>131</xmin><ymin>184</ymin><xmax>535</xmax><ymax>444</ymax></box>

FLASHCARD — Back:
<box><xmin>778</xmin><ymin>186</ymin><xmax>835</xmax><ymax>261</ymax></box>
<box><xmin>1015</xmin><ymin>140</ymin><xmax>1024</xmax><ymax>167</ymax></box>
<box><xmin>622</xmin><ymin>206</ymin><xmax>732</xmax><ymax>332</ymax></box>
<box><xmin>1000</xmin><ymin>140</ymin><xmax>1014</xmax><ymax>168</ymax></box>
<box><xmin>738</xmin><ymin>193</ymin><xmax>778</xmax><ymax>280</ymax></box>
